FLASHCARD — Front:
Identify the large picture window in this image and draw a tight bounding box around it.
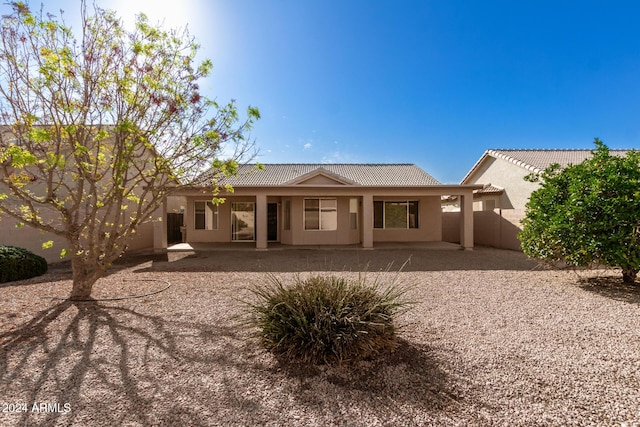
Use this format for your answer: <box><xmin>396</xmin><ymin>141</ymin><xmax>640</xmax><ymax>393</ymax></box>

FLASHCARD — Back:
<box><xmin>194</xmin><ymin>201</ymin><xmax>218</xmax><ymax>230</ymax></box>
<box><xmin>373</xmin><ymin>201</ymin><xmax>418</xmax><ymax>229</ymax></box>
<box><xmin>304</xmin><ymin>198</ymin><xmax>337</xmax><ymax>230</ymax></box>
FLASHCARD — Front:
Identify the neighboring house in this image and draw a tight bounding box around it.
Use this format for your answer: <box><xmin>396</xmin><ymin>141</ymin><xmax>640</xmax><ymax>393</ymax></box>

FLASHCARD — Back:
<box><xmin>0</xmin><ymin>209</ymin><xmax>157</xmax><ymax>263</ymax></box>
<box><xmin>447</xmin><ymin>148</ymin><xmax>632</xmax><ymax>250</ymax></box>
<box><xmin>171</xmin><ymin>164</ymin><xmax>482</xmax><ymax>250</ymax></box>
<box><xmin>0</xmin><ymin>127</ymin><xmax>179</xmax><ymax>263</ymax></box>
<box><xmin>461</xmin><ymin>149</ymin><xmax>631</xmax><ymax>211</ymax></box>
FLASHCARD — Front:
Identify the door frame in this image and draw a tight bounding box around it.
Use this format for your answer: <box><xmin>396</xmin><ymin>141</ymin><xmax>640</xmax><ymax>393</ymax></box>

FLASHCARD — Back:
<box><xmin>231</xmin><ymin>202</ymin><xmax>256</xmax><ymax>242</ymax></box>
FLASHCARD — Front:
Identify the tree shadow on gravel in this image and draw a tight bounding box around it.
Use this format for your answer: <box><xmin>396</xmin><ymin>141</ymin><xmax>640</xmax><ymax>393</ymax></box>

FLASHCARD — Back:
<box><xmin>0</xmin><ymin>300</ymin><xmax>265</xmax><ymax>427</ymax></box>
<box><xmin>1</xmin><ymin>300</ymin><xmax>460</xmax><ymax>426</ymax></box>
<box><xmin>578</xmin><ymin>276</ymin><xmax>640</xmax><ymax>305</ymax></box>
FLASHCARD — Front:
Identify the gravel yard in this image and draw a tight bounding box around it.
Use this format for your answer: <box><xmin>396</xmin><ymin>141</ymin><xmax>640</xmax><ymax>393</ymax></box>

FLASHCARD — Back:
<box><xmin>1</xmin><ymin>247</ymin><xmax>639</xmax><ymax>426</ymax></box>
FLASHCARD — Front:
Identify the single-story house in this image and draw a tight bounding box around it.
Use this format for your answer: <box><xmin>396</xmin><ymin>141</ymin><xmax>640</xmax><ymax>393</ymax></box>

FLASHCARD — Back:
<box><xmin>166</xmin><ymin>163</ymin><xmax>483</xmax><ymax>250</ymax></box>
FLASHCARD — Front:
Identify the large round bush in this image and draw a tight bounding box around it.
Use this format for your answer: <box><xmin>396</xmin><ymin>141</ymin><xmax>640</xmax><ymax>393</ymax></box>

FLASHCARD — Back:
<box><xmin>0</xmin><ymin>246</ymin><xmax>48</xmax><ymax>283</ymax></box>
<box><xmin>245</xmin><ymin>274</ymin><xmax>410</xmax><ymax>365</ymax></box>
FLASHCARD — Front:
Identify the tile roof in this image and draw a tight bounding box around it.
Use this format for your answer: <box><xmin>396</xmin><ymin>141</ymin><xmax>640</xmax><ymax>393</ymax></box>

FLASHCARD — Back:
<box><xmin>474</xmin><ymin>184</ymin><xmax>504</xmax><ymax>194</ymax></box>
<box><xmin>212</xmin><ymin>164</ymin><xmax>441</xmax><ymax>187</ymax></box>
<box><xmin>488</xmin><ymin>149</ymin><xmax>632</xmax><ymax>172</ymax></box>
<box><xmin>462</xmin><ymin>148</ymin><xmax>635</xmax><ymax>183</ymax></box>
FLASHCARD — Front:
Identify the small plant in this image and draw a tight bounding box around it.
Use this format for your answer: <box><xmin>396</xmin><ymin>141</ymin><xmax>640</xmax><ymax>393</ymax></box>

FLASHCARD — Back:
<box><xmin>0</xmin><ymin>246</ymin><xmax>48</xmax><ymax>283</ymax></box>
<box><xmin>243</xmin><ymin>273</ymin><xmax>411</xmax><ymax>365</ymax></box>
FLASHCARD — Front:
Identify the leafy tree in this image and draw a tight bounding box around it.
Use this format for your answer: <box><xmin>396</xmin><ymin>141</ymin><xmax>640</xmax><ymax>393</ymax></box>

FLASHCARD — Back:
<box><xmin>0</xmin><ymin>2</ymin><xmax>260</xmax><ymax>298</ymax></box>
<box><xmin>519</xmin><ymin>139</ymin><xmax>640</xmax><ymax>283</ymax></box>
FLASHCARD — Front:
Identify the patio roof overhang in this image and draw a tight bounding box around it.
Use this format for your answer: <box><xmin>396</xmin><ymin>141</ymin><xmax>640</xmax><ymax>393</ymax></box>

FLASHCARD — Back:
<box><xmin>172</xmin><ymin>184</ymin><xmax>484</xmax><ymax>197</ymax></box>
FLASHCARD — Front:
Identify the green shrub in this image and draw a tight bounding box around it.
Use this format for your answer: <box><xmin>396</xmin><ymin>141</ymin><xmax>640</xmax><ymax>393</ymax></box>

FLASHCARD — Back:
<box><xmin>0</xmin><ymin>246</ymin><xmax>48</xmax><ymax>283</ymax></box>
<box><xmin>244</xmin><ymin>274</ymin><xmax>411</xmax><ymax>365</ymax></box>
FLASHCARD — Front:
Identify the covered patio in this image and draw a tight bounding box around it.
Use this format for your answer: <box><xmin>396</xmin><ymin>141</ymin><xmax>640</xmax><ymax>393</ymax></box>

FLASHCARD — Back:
<box><xmin>153</xmin><ymin>164</ymin><xmax>482</xmax><ymax>252</ymax></box>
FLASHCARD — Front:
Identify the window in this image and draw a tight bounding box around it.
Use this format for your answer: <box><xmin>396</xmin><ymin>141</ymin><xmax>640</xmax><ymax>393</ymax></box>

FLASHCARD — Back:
<box><xmin>373</xmin><ymin>201</ymin><xmax>419</xmax><ymax>229</ymax></box>
<box><xmin>194</xmin><ymin>201</ymin><xmax>218</xmax><ymax>230</ymax></box>
<box><xmin>374</xmin><ymin>201</ymin><xmax>384</xmax><ymax>229</ymax></box>
<box><xmin>283</xmin><ymin>200</ymin><xmax>291</xmax><ymax>230</ymax></box>
<box><xmin>304</xmin><ymin>198</ymin><xmax>337</xmax><ymax>230</ymax></box>
<box><xmin>349</xmin><ymin>198</ymin><xmax>358</xmax><ymax>229</ymax></box>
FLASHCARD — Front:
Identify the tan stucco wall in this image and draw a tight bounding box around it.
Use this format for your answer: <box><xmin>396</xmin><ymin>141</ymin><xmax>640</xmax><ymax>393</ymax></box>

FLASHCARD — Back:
<box><xmin>0</xmin><ymin>215</ymin><xmax>68</xmax><ymax>263</ymax></box>
<box><xmin>185</xmin><ymin>195</ymin><xmax>361</xmax><ymax>245</ymax></box>
<box><xmin>290</xmin><ymin>196</ymin><xmax>359</xmax><ymax>245</ymax></box>
<box><xmin>127</xmin><ymin>222</ymin><xmax>155</xmax><ymax>251</ymax></box>
<box><xmin>280</xmin><ymin>197</ymin><xmax>292</xmax><ymax>245</ymax></box>
<box><xmin>167</xmin><ymin>196</ymin><xmax>186</xmax><ymax>213</ymax></box>
<box><xmin>443</xmin><ymin>209</ymin><xmax>525</xmax><ymax>250</ymax></box>
<box><xmin>185</xmin><ymin>195</ymin><xmax>255</xmax><ymax>243</ymax></box>
<box><xmin>372</xmin><ymin>196</ymin><xmax>442</xmax><ymax>242</ymax></box>
<box><xmin>183</xmin><ymin>193</ymin><xmax>444</xmax><ymax>246</ymax></box>
<box><xmin>466</xmin><ymin>157</ymin><xmax>540</xmax><ymax>210</ymax></box>
<box><xmin>0</xmin><ymin>213</ymin><xmax>154</xmax><ymax>263</ymax></box>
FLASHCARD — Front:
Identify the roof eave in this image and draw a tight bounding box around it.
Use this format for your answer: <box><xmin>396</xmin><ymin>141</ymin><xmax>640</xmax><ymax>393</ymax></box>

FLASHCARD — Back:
<box><xmin>460</xmin><ymin>150</ymin><xmax>542</xmax><ymax>184</ymax></box>
<box><xmin>172</xmin><ymin>183</ymin><xmax>483</xmax><ymax>195</ymax></box>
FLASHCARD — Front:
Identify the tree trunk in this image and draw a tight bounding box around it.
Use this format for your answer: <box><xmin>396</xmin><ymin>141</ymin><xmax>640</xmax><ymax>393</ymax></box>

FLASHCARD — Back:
<box><xmin>70</xmin><ymin>257</ymin><xmax>104</xmax><ymax>300</ymax></box>
<box><xmin>622</xmin><ymin>268</ymin><xmax>638</xmax><ymax>284</ymax></box>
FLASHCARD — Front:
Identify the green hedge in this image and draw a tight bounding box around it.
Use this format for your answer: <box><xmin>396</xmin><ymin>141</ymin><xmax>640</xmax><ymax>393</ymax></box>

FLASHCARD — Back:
<box><xmin>0</xmin><ymin>246</ymin><xmax>48</xmax><ymax>283</ymax></box>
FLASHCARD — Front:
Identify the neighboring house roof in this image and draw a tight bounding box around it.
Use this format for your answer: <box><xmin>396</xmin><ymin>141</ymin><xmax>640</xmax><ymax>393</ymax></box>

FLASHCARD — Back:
<box><xmin>475</xmin><ymin>184</ymin><xmax>504</xmax><ymax>195</ymax></box>
<box><xmin>212</xmin><ymin>164</ymin><xmax>442</xmax><ymax>187</ymax></box>
<box><xmin>461</xmin><ymin>148</ymin><xmax>634</xmax><ymax>183</ymax></box>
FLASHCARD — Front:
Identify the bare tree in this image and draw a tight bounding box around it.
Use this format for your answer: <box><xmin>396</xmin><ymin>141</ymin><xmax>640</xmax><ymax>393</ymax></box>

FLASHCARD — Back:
<box><xmin>0</xmin><ymin>2</ymin><xmax>260</xmax><ymax>298</ymax></box>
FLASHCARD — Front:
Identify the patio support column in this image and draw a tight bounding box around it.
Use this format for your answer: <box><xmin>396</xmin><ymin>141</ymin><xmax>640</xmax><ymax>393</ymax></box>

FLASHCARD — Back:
<box><xmin>459</xmin><ymin>193</ymin><xmax>474</xmax><ymax>250</ymax></box>
<box><xmin>153</xmin><ymin>197</ymin><xmax>168</xmax><ymax>253</ymax></box>
<box><xmin>362</xmin><ymin>194</ymin><xmax>374</xmax><ymax>249</ymax></box>
<box><xmin>256</xmin><ymin>193</ymin><xmax>268</xmax><ymax>250</ymax></box>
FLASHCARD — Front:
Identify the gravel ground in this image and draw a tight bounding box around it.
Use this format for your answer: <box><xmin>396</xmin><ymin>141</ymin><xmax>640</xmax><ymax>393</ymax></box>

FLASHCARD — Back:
<box><xmin>1</xmin><ymin>247</ymin><xmax>639</xmax><ymax>426</ymax></box>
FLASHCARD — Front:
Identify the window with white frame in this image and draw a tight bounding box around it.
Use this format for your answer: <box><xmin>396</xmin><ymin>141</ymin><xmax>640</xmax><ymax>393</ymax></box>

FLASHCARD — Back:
<box><xmin>304</xmin><ymin>198</ymin><xmax>337</xmax><ymax>230</ymax></box>
<box><xmin>194</xmin><ymin>201</ymin><xmax>218</xmax><ymax>230</ymax></box>
<box><xmin>373</xmin><ymin>201</ymin><xmax>418</xmax><ymax>229</ymax></box>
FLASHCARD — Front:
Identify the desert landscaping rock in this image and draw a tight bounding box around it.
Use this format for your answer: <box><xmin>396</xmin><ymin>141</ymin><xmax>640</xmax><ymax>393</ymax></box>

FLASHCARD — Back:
<box><xmin>1</xmin><ymin>247</ymin><xmax>639</xmax><ymax>426</ymax></box>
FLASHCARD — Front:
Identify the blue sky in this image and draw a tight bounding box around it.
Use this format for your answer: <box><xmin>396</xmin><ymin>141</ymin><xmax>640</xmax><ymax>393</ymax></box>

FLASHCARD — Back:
<box><xmin>5</xmin><ymin>1</ymin><xmax>640</xmax><ymax>183</ymax></box>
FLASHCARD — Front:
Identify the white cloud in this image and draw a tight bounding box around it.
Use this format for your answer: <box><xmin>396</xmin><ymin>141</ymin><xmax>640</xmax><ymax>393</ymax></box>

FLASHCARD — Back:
<box><xmin>321</xmin><ymin>151</ymin><xmax>351</xmax><ymax>163</ymax></box>
<box><xmin>304</xmin><ymin>143</ymin><xmax>312</xmax><ymax>150</ymax></box>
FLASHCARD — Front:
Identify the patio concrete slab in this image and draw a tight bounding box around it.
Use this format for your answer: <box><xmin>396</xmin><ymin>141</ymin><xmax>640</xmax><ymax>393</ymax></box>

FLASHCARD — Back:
<box><xmin>167</xmin><ymin>241</ymin><xmax>463</xmax><ymax>252</ymax></box>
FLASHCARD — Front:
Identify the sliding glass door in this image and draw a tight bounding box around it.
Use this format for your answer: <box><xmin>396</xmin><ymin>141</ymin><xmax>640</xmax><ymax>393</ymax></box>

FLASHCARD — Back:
<box><xmin>231</xmin><ymin>202</ymin><xmax>255</xmax><ymax>241</ymax></box>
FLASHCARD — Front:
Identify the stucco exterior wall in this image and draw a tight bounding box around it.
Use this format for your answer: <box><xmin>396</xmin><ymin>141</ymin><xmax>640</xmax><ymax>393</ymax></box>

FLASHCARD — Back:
<box><xmin>0</xmin><ymin>211</ymin><xmax>155</xmax><ymax>263</ymax></box>
<box><xmin>127</xmin><ymin>222</ymin><xmax>155</xmax><ymax>251</ymax></box>
<box><xmin>442</xmin><ymin>209</ymin><xmax>525</xmax><ymax>250</ymax></box>
<box><xmin>442</xmin><ymin>211</ymin><xmax>460</xmax><ymax>243</ymax></box>
<box><xmin>0</xmin><ymin>215</ymin><xmax>68</xmax><ymax>263</ymax></box>
<box><xmin>288</xmin><ymin>196</ymin><xmax>359</xmax><ymax>245</ymax></box>
<box><xmin>183</xmin><ymin>194</ymin><xmax>443</xmax><ymax>246</ymax></box>
<box><xmin>280</xmin><ymin>197</ymin><xmax>293</xmax><ymax>245</ymax></box>
<box><xmin>185</xmin><ymin>196</ymin><xmax>255</xmax><ymax>243</ymax></box>
<box><xmin>167</xmin><ymin>196</ymin><xmax>186</xmax><ymax>214</ymax></box>
<box><xmin>372</xmin><ymin>196</ymin><xmax>442</xmax><ymax>242</ymax></box>
<box><xmin>184</xmin><ymin>195</ymin><xmax>362</xmax><ymax>245</ymax></box>
<box><xmin>466</xmin><ymin>157</ymin><xmax>540</xmax><ymax>210</ymax></box>
<box><xmin>0</xmin><ymin>142</ymin><xmax>170</xmax><ymax>263</ymax></box>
